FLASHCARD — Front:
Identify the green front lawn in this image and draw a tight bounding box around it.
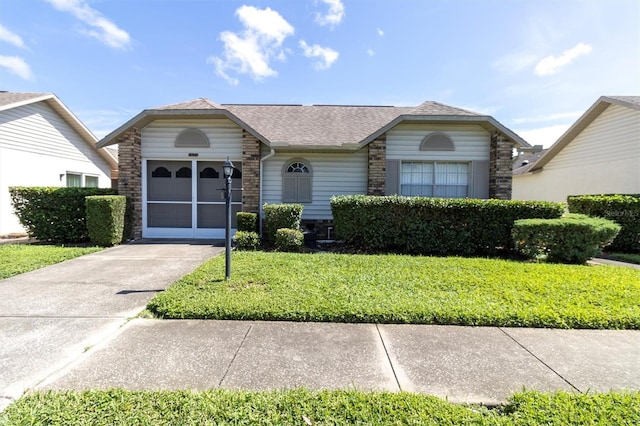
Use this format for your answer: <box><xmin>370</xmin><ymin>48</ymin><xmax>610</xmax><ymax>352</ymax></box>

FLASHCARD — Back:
<box><xmin>0</xmin><ymin>244</ymin><xmax>103</xmax><ymax>279</ymax></box>
<box><xmin>2</xmin><ymin>389</ymin><xmax>638</xmax><ymax>425</ymax></box>
<box><xmin>148</xmin><ymin>252</ymin><xmax>640</xmax><ymax>329</ymax></box>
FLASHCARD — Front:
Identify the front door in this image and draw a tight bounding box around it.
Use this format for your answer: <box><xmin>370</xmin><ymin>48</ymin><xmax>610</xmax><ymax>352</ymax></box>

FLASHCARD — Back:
<box><xmin>144</xmin><ymin>160</ymin><xmax>241</xmax><ymax>238</ymax></box>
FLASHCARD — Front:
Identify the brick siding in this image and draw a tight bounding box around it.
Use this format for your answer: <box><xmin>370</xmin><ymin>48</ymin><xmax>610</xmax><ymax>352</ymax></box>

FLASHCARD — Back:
<box><xmin>117</xmin><ymin>128</ymin><xmax>142</xmax><ymax>239</ymax></box>
<box><xmin>241</xmin><ymin>130</ymin><xmax>261</xmax><ymax>214</ymax></box>
<box><xmin>489</xmin><ymin>131</ymin><xmax>514</xmax><ymax>200</ymax></box>
<box><xmin>367</xmin><ymin>136</ymin><xmax>386</xmax><ymax>195</ymax></box>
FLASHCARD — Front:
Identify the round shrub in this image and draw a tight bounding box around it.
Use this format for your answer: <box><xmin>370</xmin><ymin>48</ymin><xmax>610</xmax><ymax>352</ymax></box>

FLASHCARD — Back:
<box><xmin>234</xmin><ymin>231</ymin><xmax>261</xmax><ymax>251</ymax></box>
<box><xmin>512</xmin><ymin>214</ymin><xmax>621</xmax><ymax>264</ymax></box>
<box><xmin>274</xmin><ymin>228</ymin><xmax>304</xmax><ymax>252</ymax></box>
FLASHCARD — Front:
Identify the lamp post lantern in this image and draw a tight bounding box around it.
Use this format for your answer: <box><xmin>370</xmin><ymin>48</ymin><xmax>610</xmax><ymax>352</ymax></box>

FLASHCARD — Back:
<box><xmin>223</xmin><ymin>156</ymin><xmax>234</xmax><ymax>280</ymax></box>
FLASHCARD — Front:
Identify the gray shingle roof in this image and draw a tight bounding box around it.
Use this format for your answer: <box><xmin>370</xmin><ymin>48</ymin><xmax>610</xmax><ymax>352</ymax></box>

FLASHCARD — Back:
<box><xmin>147</xmin><ymin>99</ymin><xmax>483</xmax><ymax>147</ymax></box>
<box><xmin>605</xmin><ymin>96</ymin><xmax>640</xmax><ymax>109</ymax></box>
<box><xmin>98</xmin><ymin>98</ymin><xmax>527</xmax><ymax>149</ymax></box>
<box><xmin>0</xmin><ymin>92</ymin><xmax>50</xmax><ymax>109</ymax></box>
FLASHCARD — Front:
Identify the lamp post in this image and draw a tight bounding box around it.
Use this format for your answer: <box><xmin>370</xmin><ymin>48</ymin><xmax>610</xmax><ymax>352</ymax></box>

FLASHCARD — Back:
<box><xmin>223</xmin><ymin>157</ymin><xmax>234</xmax><ymax>280</ymax></box>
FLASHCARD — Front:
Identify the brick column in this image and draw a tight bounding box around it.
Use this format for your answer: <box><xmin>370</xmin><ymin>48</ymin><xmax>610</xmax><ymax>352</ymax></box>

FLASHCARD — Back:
<box><xmin>489</xmin><ymin>132</ymin><xmax>514</xmax><ymax>200</ymax></box>
<box><xmin>242</xmin><ymin>130</ymin><xmax>261</xmax><ymax>214</ymax></box>
<box><xmin>117</xmin><ymin>128</ymin><xmax>142</xmax><ymax>240</ymax></box>
<box><xmin>367</xmin><ymin>136</ymin><xmax>386</xmax><ymax>195</ymax></box>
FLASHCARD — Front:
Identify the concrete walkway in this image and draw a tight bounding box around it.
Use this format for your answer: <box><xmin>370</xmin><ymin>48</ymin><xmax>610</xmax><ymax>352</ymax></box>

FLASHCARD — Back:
<box><xmin>1</xmin><ymin>242</ymin><xmax>639</xmax><ymax>411</ymax></box>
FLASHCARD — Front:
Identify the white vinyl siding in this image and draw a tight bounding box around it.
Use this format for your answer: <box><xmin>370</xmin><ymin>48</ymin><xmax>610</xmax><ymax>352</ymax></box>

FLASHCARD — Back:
<box><xmin>141</xmin><ymin>118</ymin><xmax>243</xmax><ymax>159</ymax></box>
<box><xmin>0</xmin><ymin>102</ymin><xmax>112</xmax><ymax>235</ymax></box>
<box><xmin>513</xmin><ymin>105</ymin><xmax>640</xmax><ymax>202</ymax></box>
<box><xmin>263</xmin><ymin>151</ymin><xmax>368</xmax><ymax>220</ymax></box>
<box><xmin>545</xmin><ymin>105</ymin><xmax>640</xmax><ymax>170</ymax></box>
<box><xmin>386</xmin><ymin>123</ymin><xmax>491</xmax><ymax>161</ymax></box>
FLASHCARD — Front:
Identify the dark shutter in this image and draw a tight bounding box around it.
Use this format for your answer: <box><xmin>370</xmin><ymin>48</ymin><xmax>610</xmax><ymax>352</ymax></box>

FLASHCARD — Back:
<box><xmin>471</xmin><ymin>161</ymin><xmax>489</xmax><ymax>199</ymax></box>
<box><xmin>385</xmin><ymin>160</ymin><xmax>400</xmax><ymax>195</ymax></box>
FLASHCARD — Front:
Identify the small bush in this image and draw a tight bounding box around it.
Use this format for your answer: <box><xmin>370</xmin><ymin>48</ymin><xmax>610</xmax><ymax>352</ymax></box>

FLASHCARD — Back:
<box><xmin>568</xmin><ymin>194</ymin><xmax>640</xmax><ymax>253</ymax></box>
<box><xmin>263</xmin><ymin>203</ymin><xmax>303</xmax><ymax>246</ymax></box>
<box><xmin>331</xmin><ymin>195</ymin><xmax>564</xmax><ymax>255</ymax></box>
<box><xmin>274</xmin><ymin>228</ymin><xmax>304</xmax><ymax>252</ymax></box>
<box><xmin>234</xmin><ymin>231</ymin><xmax>261</xmax><ymax>251</ymax></box>
<box><xmin>513</xmin><ymin>214</ymin><xmax>621</xmax><ymax>264</ymax></box>
<box><xmin>9</xmin><ymin>186</ymin><xmax>117</xmax><ymax>243</ymax></box>
<box><xmin>86</xmin><ymin>196</ymin><xmax>127</xmax><ymax>247</ymax></box>
<box><xmin>237</xmin><ymin>212</ymin><xmax>257</xmax><ymax>232</ymax></box>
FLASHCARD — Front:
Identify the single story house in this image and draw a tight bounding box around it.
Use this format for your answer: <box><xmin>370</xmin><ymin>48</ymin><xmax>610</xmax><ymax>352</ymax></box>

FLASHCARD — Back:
<box><xmin>97</xmin><ymin>98</ymin><xmax>528</xmax><ymax>240</ymax></box>
<box><xmin>513</xmin><ymin>96</ymin><xmax>640</xmax><ymax>202</ymax></box>
<box><xmin>0</xmin><ymin>92</ymin><xmax>118</xmax><ymax>237</ymax></box>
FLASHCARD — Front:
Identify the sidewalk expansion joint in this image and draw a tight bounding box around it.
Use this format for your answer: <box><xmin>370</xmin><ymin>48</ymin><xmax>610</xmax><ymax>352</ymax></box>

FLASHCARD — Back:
<box><xmin>498</xmin><ymin>327</ymin><xmax>581</xmax><ymax>393</ymax></box>
<box><xmin>218</xmin><ymin>323</ymin><xmax>253</xmax><ymax>387</ymax></box>
<box><xmin>375</xmin><ymin>324</ymin><xmax>402</xmax><ymax>392</ymax></box>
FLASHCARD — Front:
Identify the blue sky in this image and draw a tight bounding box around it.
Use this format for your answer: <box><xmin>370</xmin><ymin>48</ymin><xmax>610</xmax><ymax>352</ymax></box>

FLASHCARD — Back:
<box><xmin>1</xmin><ymin>0</ymin><xmax>639</xmax><ymax>146</ymax></box>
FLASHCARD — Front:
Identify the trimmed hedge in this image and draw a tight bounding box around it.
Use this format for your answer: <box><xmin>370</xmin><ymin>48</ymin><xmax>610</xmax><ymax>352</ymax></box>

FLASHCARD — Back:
<box><xmin>330</xmin><ymin>195</ymin><xmax>565</xmax><ymax>255</ymax></box>
<box><xmin>274</xmin><ymin>228</ymin><xmax>304</xmax><ymax>252</ymax></box>
<box><xmin>568</xmin><ymin>194</ymin><xmax>640</xmax><ymax>253</ymax></box>
<box><xmin>237</xmin><ymin>212</ymin><xmax>258</xmax><ymax>232</ymax></box>
<box><xmin>234</xmin><ymin>231</ymin><xmax>261</xmax><ymax>251</ymax></box>
<box><xmin>262</xmin><ymin>203</ymin><xmax>303</xmax><ymax>246</ymax></box>
<box><xmin>513</xmin><ymin>214</ymin><xmax>621</xmax><ymax>264</ymax></box>
<box><xmin>9</xmin><ymin>187</ymin><xmax>117</xmax><ymax>243</ymax></box>
<box><xmin>86</xmin><ymin>196</ymin><xmax>127</xmax><ymax>247</ymax></box>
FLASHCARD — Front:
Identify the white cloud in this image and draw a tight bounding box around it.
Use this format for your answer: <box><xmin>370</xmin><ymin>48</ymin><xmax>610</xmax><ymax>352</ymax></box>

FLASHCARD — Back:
<box><xmin>299</xmin><ymin>40</ymin><xmax>339</xmax><ymax>70</ymax></box>
<box><xmin>0</xmin><ymin>24</ymin><xmax>26</xmax><ymax>48</ymax></box>
<box><xmin>0</xmin><ymin>55</ymin><xmax>34</xmax><ymax>80</ymax></box>
<box><xmin>377</xmin><ymin>28</ymin><xmax>384</xmax><ymax>37</ymax></box>
<box><xmin>315</xmin><ymin>0</ymin><xmax>345</xmax><ymax>27</ymax></box>
<box><xmin>534</xmin><ymin>42</ymin><xmax>592</xmax><ymax>76</ymax></box>
<box><xmin>367</xmin><ymin>48</ymin><xmax>375</xmax><ymax>57</ymax></box>
<box><xmin>209</xmin><ymin>5</ymin><xmax>294</xmax><ymax>85</ymax></box>
<box><xmin>45</xmin><ymin>0</ymin><xmax>131</xmax><ymax>49</ymax></box>
<box><xmin>516</xmin><ymin>124</ymin><xmax>572</xmax><ymax>148</ymax></box>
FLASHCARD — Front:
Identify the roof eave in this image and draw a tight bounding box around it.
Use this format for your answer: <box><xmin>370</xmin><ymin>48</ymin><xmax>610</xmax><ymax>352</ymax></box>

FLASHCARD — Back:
<box><xmin>359</xmin><ymin>115</ymin><xmax>530</xmax><ymax>148</ymax></box>
<box><xmin>96</xmin><ymin>109</ymin><xmax>272</xmax><ymax>148</ymax></box>
<box><xmin>528</xmin><ymin>97</ymin><xmax>613</xmax><ymax>173</ymax></box>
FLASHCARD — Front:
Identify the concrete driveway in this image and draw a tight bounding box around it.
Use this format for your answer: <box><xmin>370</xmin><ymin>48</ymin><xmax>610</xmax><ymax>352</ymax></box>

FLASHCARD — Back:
<box><xmin>0</xmin><ymin>240</ymin><xmax>222</xmax><ymax>410</ymax></box>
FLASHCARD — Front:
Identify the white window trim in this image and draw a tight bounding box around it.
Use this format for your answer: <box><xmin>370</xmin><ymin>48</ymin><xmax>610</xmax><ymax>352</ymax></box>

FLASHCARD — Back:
<box><xmin>65</xmin><ymin>172</ymin><xmax>100</xmax><ymax>188</ymax></box>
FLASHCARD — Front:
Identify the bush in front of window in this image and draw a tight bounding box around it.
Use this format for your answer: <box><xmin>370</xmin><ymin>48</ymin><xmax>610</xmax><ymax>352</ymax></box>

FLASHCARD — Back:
<box><xmin>274</xmin><ymin>228</ymin><xmax>304</xmax><ymax>252</ymax></box>
<box><xmin>9</xmin><ymin>187</ymin><xmax>117</xmax><ymax>243</ymax></box>
<box><xmin>512</xmin><ymin>214</ymin><xmax>621</xmax><ymax>264</ymax></box>
<box><xmin>568</xmin><ymin>194</ymin><xmax>640</xmax><ymax>253</ymax></box>
<box><xmin>86</xmin><ymin>196</ymin><xmax>127</xmax><ymax>247</ymax></box>
<box><xmin>330</xmin><ymin>195</ymin><xmax>565</xmax><ymax>256</ymax></box>
<box><xmin>234</xmin><ymin>231</ymin><xmax>261</xmax><ymax>251</ymax></box>
<box><xmin>263</xmin><ymin>203</ymin><xmax>303</xmax><ymax>246</ymax></box>
<box><xmin>237</xmin><ymin>212</ymin><xmax>258</xmax><ymax>233</ymax></box>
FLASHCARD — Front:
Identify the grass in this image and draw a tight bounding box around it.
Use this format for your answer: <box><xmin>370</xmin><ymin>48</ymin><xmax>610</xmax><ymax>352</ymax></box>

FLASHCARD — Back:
<box><xmin>148</xmin><ymin>251</ymin><xmax>640</xmax><ymax>329</ymax></box>
<box><xmin>1</xmin><ymin>389</ymin><xmax>638</xmax><ymax>425</ymax></box>
<box><xmin>603</xmin><ymin>252</ymin><xmax>640</xmax><ymax>265</ymax></box>
<box><xmin>0</xmin><ymin>244</ymin><xmax>103</xmax><ymax>279</ymax></box>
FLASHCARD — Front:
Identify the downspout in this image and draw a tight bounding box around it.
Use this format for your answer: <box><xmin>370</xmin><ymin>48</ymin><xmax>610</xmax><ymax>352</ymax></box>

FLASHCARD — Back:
<box><xmin>259</xmin><ymin>148</ymin><xmax>276</xmax><ymax>236</ymax></box>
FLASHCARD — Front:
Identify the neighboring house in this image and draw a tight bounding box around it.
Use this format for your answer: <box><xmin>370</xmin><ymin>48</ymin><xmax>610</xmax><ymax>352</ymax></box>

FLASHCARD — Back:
<box><xmin>513</xmin><ymin>96</ymin><xmax>640</xmax><ymax>202</ymax></box>
<box><xmin>0</xmin><ymin>92</ymin><xmax>118</xmax><ymax>236</ymax></box>
<box><xmin>96</xmin><ymin>98</ymin><xmax>528</xmax><ymax>240</ymax></box>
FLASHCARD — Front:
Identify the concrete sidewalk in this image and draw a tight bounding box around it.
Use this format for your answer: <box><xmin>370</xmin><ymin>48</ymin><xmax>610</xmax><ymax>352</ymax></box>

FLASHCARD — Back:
<box><xmin>36</xmin><ymin>320</ymin><xmax>640</xmax><ymax>406</ymax></box>
<box><xmin>0</xmin><ymin>240</ymin><xmax>223</xmax><ymax>410</ymax></box>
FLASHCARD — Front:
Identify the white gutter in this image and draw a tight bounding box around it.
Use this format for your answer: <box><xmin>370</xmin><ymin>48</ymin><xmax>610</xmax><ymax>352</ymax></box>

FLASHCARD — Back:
<box><xmin>258</xmin><ymin>148</ymin><xmax>276</xmax><ymax>236</ymax></box>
